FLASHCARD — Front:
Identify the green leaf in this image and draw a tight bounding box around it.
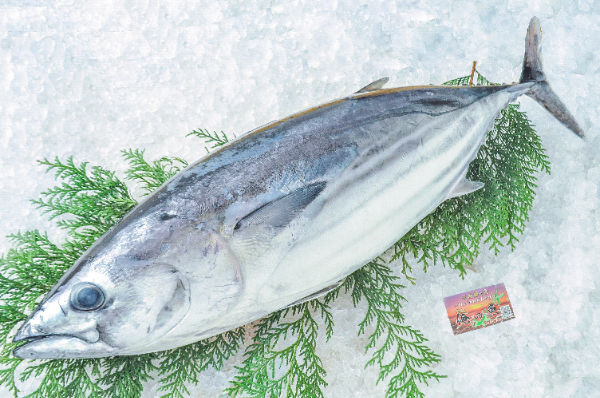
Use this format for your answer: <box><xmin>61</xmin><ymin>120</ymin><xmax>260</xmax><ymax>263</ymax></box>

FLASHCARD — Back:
<box><xmin>32</xmin><ymin>157</ymin><xmax>137</xmax><ymax>247</ymax></box>
<box><xmin>0</xmin><ymin>355</ymin><xmax>22</xmax><ymax>396</ymax></box>
<box><xmin>441</xmin><ymin>70</ymin><xmax>499</xmax><ymax>87</ymax></box>
<box><xmin>441</xmin><ymin>75</ymin><xmax>472</xmax><ymax>86</ymax></box>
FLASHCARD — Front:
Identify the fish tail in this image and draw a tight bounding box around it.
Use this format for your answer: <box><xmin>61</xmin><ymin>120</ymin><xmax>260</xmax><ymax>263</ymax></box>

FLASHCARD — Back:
<box><xmin>519</xmin><ymin>17</ymin><xmax>584</xmax><ymax>138</ymax></box>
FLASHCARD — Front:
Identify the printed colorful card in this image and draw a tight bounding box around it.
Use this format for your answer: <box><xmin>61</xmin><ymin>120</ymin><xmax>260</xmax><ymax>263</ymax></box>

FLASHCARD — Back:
<box><xmin>444</xmin><ymin>283</ymin><xmax>515</xmax><ymax>335</ymax></box>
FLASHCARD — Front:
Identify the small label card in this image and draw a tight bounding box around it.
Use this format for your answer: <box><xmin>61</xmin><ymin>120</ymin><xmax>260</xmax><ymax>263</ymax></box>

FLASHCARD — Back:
<box><xmin>444</xmin><ymin>283</ymin><xmax>515</xmax><ymax>335</ymax></box>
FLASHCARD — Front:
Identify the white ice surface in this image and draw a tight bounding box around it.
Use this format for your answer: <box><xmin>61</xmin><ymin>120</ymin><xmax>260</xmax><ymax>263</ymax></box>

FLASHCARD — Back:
<box><xmin>1</xmin><ymin>1</ymin><xmax>599</xmax><ymax>397</ymax></box>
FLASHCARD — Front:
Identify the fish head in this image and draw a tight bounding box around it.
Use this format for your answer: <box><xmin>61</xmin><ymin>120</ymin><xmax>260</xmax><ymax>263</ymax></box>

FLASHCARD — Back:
<box><xmin>13</xmin><ymin>254</ymin><xmax>191</xmax><ymax>359</ymax></box>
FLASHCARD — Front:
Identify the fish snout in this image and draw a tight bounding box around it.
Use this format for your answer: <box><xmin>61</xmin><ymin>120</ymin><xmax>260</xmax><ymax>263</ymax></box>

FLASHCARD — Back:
<box><xmin>14</xmin><ymin>300</ymin><xmax>67</xmax><ymax>342</ymax></box>
<box><xmin>13</xmin><ymin>321</ymin><xmax>34</xmax><ymax>342</ymax></box>
<box><xmin>12</xmin><ymin>306</ymin><xmax>114</xmax><ymax>359</ymax></box>
<box><xmin>13</xmin><ymin>298</ymin><xmax>103</xmax><ymax>356</ymax></box>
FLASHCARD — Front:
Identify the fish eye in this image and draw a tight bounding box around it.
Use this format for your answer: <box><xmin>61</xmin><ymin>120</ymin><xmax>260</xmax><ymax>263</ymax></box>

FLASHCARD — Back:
<box><xmin>70</xmin><ymin>283</ymin><xmax>106</xmax><ymax>311</ymax></box>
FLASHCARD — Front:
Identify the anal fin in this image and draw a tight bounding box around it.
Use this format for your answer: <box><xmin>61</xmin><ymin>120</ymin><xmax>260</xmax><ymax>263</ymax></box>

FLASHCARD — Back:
<box><xmin>284</xmin><ymin>280</ymin><xmax>344</xmax><ymax>308</ymax></box>
<box><xmin>446</xmin><ymin>178</ymin><xmax>484</xmax><ymax>200</ymax></box>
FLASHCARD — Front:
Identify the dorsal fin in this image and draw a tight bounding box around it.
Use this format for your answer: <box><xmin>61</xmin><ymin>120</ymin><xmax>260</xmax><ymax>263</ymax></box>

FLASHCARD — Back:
<box><xmin>355</xmin><ymin>77</ymin><xmax>389</xmax><ymax>93</ymax></box>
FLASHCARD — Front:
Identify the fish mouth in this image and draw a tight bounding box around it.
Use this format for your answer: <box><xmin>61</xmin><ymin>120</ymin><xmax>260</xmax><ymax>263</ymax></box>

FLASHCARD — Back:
<box><xmin>13</xmin><ymin>334</ymin><xmax>117</xmax><ymax>359</ymax></box>
<box><xmin>12</xmin><ymin>309</ymin><xmax>115</xmax><ymax>359</ymax></box>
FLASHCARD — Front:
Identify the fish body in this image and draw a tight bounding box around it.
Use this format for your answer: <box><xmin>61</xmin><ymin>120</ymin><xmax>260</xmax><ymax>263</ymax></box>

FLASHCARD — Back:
<box><xmin>13</xmin><ymin>17</ymin><xmax>582</xmax><ymax>358</ymax></box>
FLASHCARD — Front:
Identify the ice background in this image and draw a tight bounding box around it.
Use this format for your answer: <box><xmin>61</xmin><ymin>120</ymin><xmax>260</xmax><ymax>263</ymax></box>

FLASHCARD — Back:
<box><xmin>1</xmin><ymin>0</ymin><xmax>599</xmax><ymax>397</ymax></box>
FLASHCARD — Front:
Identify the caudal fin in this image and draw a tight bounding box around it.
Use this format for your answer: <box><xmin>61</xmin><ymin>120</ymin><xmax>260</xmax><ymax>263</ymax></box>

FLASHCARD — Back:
<box><xmin>520</xmin><ymin>17</ymin><xmax>584</xmax><ymax>139</ymax></box>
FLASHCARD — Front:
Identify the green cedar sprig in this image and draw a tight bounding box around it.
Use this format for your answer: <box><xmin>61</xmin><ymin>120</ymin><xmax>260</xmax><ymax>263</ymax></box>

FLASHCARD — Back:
<box><xmin>348</xmin><ymin>260</ymin><xmax>445</xmax><ymax>398</ymax></box>
<box><xmin>226</xmin><ymin>300</ymin><xmax>332</xmax><ymax>398</ymax></box>
<box><xmin>441</xmin><ymin>71</ymin><xmax>497</xmax><ymax>87</ymax></box>
<box><xmin>0</xmin><ymin>355</ymin><xmax>22</xmax><ymax>396</ymax></box>
<box><xmin>476</xmin><ymin>73</ymin><xmax>495</xmax><ymax>86</ymax></box>
<box><xmin>121</xmin><ymin>149</ymin><xmax>188</xmax><ymax>195</ymax></box>
<box><xmin>156</xmin><ymin>327</ymin><xmax>246</xmax><ymax>398</ymax></box>
<box><xmin>187</xmin><ymin>129</ymin><xmax>230</xmax><ymax>151</ymax></box>
<box><xmin>32</xmin><ymin>157</ymin><xmax>137</xmax><ymax>248</ymax></box>
<box><xmin>19</xmin><ymin>359</ymin><xmax>103</xmax><ymax>398</ymax></box>
<box><xmin>98</xmin><ymin>354</ymin><xmax>159</xmax><ymax>398</ymax></box>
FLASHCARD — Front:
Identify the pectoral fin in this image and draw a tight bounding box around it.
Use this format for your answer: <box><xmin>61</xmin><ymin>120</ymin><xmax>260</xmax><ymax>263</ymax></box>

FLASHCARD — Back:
<box><xmin>234</xmin><ymin>182</ymin><xmax>327</xmax><ymax>231</ymax></box>
<box><xmin>229</xmin><ymin>182</ymin><xmax>328</xmax><ymax>286</ymax></box>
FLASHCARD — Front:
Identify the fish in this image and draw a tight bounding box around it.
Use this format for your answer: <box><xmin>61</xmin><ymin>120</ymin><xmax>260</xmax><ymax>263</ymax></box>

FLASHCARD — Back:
<box><xmin>13</xmin><ymin>17</ymin><xmax>583</xmax><ymax>359</ymax></box>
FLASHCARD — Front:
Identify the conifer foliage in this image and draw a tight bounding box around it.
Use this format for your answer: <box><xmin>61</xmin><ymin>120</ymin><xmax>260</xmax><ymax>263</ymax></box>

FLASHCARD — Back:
<box><xmin>0</xmin><ymin>74</ymin><xmax>550</xmax><ymax>398</ymax></box>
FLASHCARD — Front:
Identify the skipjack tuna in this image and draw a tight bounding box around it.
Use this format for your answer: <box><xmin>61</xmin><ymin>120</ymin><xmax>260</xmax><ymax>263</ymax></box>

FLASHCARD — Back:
<box><xmin>14</xmin><ymin>17</ymin><xmax>582</xmax><ymax>358</ymax></box>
